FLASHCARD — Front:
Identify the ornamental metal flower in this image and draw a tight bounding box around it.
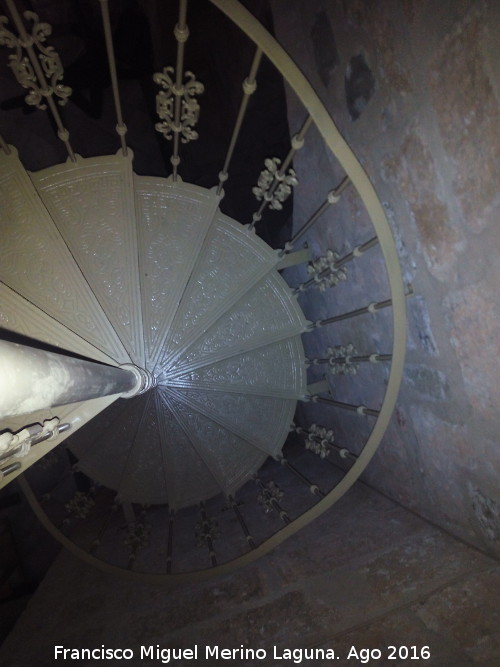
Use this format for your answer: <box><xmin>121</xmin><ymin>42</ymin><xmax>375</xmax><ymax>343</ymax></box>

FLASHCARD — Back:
<box><xmin>326</xmin><ymin>344</ymin><xmax>359</xmax><ymax>375</ymax></box>
<box><xmin>307</xmin><ymin>250</ymin><xmax>347</xmax><ymax>291</ymax></box>
<box><xmin>154</xmin><ymin>66</ymin><xmax>204</xmax><ymax>143</ymax></box>
<box><xmin>252</xmin><ymin>157</ymin><xmax>298</xmax><ymax>210</ymax></box>
<box><xmin>64</xmin><ymin>491</ymin><xmax>95</xmax><ymax>521</ymax></box>
<box><xmin>257</xmin><ymin>481</ymin><xmax>284</xmax><ymax>513</ymax></box>
<box><xmin>0</xmin><ymin>12</ymin><xmax>71</xmax><ymax>110</ymax></box>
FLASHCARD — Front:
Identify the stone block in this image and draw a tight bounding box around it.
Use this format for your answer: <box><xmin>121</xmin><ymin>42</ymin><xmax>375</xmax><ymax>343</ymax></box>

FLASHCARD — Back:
<box><xmin>429</xmin><ymin>15</ymin><xmax>500</xmax><ymax>232</ymax></box>
<box><xmin>445</xmin><ymin>281</ymin><xmax>500</xmax><ymax>419</ymax></box>
<box><xmin>416</xmin><ymin>567</ymin><xmax>500</xmax><ymax>663</ymax></box>
<box><xmin>404</xmin><ymin>364</ymin><xmax>449</xmax><ymax>400</ymax></box>
<box><xmin>407</xmin><ymin>296</ymin><xmax>439</xmax><ymax>356</ymax></box>
<box><xmin>382</xmin><ymin>130</ymin><xmax>464</xmax><ymax>280</ymax></box>
<box><xmin>345</xmin><ymin>53</ymin><xmax>375</xmax><ymax>120</ymax></box>
<box><xmin>341</xmin><ymin>1</ymin><xmax>412</xmax><ymax>94</ymax></box>
<box><xmin>311</xmin><ymin>10</ymin><xmax>339</xmax><ymax>88</ymax></box>
<box><xmin>264</xmin><ymin>484</ymin><xmax>427</xmax><ymax>586</ymax></box>
<box><xmin>314</xmin><ymin>608</ymin><xmax>471</xmax><ymax>666</ymax></box>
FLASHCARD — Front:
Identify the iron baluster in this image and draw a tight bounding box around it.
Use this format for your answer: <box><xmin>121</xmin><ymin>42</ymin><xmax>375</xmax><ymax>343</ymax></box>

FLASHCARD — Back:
<box><xmin>217</xmin><ymin>47</ymin><xmax>263</xmax><ymax>195</ymax></box>
<box><xmin>2</xmin><ymin>0</ymin><xmax>74</xmax><ymax>160</ymax></box>
<box><xmin>295</xmin><ymin>249</ymin><xmax>347</xmax><ymax>294</ymax></box>
<box><xmin>312</xmin><ymin>395</ymin><xmax>380</xmax><ymax>418</ymax></box>
<box><xmin>277</xmin><ymin>457</ymin><xmax>324</xmax><ymax>498</ymax></box>
<box><xmin>166</xmin><ymin>507</ymin><xmax>175</xmax><ymax>574</ymax></box>
<box><xmin>124</xmin><ymin>507</ymin><xmax>151</xmax><ymax>569</ymax></box>
<box><xmin>291</xmin><ymin>423</ymin><xmax>357</xmax><ymax>463</ymax></box>
<box><xmin>308</xmin><ymin>347</ymin><xmax>392</xmax><ymax>374</ymax></box>
<box><xmin>228</xmin><ymin>495</ymin><xmax>255</xmax><ymax>550</ymax></box>
<box><xmin>98</xmin><ymin>0</ymin><xmax>128</xmax><ymax>155</ymax></box>
<box><xmin>154</xmin><ymin>0</ymin><xmax>204</xmax><ymax>181</ymax></box>
<box><xmin>196</xmin><ymin>502</ymin><xmax>218</xmax><ymax>567</ymax></box>
<box><xmin>295</xmin><ymin>237</ymin><xmax>379</xmax><ymax>294</ymax></box>
<box><xmin>63</xmin><ymin>488</ymin><xmax>96</xmax><ymax>526</ymax></box>
<box><xmin>309</xmin><ymin>298</ymin><xmax>393</xmax><ymax>329</ymax></box>
<box><xmin>280</xmin><ymin>176</ymin><xmax>351</xmax><ymax>256</ymax></box>
<box><xmin>90</xmin><ymin>496</ymin><xmax>120</xmax><ymax>555</ymax></box>
<box><xmin>255</xmin><ymin>477</ymin><xmax>290</xmax><ymax>524</ymax></box>
<box><xmin>249</xmin><ymin>115</ymin><xmax>313</xmax><ymax>231</ymax></box>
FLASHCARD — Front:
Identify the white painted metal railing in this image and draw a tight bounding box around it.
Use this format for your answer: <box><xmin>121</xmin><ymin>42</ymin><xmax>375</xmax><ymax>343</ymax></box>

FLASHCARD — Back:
<box><xmin>0</xmin><ymin>0</ymin><xmax>407</xmax><ymax>582</ymax></box>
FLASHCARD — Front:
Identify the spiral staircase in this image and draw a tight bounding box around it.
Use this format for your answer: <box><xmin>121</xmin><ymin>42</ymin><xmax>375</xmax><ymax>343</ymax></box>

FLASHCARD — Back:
<box><xmin>0</xmin><ymin>0</ymin><xmax>406</xmax><ymax>582</ymax></box>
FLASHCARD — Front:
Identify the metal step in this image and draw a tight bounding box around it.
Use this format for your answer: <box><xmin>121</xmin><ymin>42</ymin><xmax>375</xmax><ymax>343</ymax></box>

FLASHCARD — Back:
<box><xmin>31</xmin><ymin>152</ymin><xmax>145</xmax><ymax>367</ymax></box>
<box><xmin>0</xmin><ymin>148</ymin><xmax>128</xmax><ymax>364</ymax></box>
<box><xmin>134</xmin><ymin>175</ymin><xmax>220</xmax><ymax>371</ymax></box>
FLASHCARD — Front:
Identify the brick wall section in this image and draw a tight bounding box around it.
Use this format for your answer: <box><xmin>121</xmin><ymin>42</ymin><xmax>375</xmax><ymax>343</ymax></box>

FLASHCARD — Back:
<box><xmin>270</xmin><ymin>0</ymin><xmax>500</xmax><ymax>557</ymax></box>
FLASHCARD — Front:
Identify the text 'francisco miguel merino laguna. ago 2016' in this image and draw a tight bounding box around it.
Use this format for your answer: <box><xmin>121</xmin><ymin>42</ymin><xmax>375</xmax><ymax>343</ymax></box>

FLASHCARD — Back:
<box><xmin>54</xmin><ymin>645</ymin><xmax>340</xmax><ymax>663</ymax></box>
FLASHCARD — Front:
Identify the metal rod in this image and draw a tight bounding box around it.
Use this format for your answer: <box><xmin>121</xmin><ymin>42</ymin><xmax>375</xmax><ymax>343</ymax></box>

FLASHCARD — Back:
<box><xmin>166</xmin><ymin>508</ymin><xmax>174</xmax><ymax>573</ymax></box>
<box><xmin>311</xmin><ymin>353</ymin><xmax>392</xmax><ymax>365</ymax></box>
<box><xmin>0</xmin><ymin>461</ymin><xmax>21</xmax><ymax>478</ymax></box>
<box><xmin>291</xmin><ymin>424</ymin><xmax>359</xmax><ymax>464</ymax></box>
<box><xmin>0</xmin><ymin>340</ymin><xmax>142</xmax><ymax>419</ymax></box>
<box><xmin>278</xmin><ymin>457</ymin><xmax>324</xmax><ymax>497</ymax></box>
<box><xmin>171</xmin><ymin>0</ymin><xmax>189</xmax><ymax>181</ymax></box>
<box><xmin>0</xmin><ymin>421</ymin><xmax>71</xmax><ymax>463</ymax></box>
<box><xmin>228</xmin><ymin>495</ymin><xmax>256</xmax><ymax>550</ymax></box>
<box><xmin>127</xmin><ymin>507</ymin><xmax>147</xmax><ymax>570</ymax></box>
<box><xmin>249</xmin><ymin>114</ymin><xmax>313</xmax><ymax>231</ymax></box>
<box><xmin>280</xmin><ymin>176</ymin><xmax>351</xmax><ymax>256</ymax></box>
<box><xmin>312</xmin><ymin>298</ymin><xmax>393</xmax><ymax>328</ymax></box>
<box><xmin>254</xmin><ymin>476</ymin><xmax>290</xmax><ymax>525</ymax></box>
<box><xmin>335</xmin><ymin>236</ymin><xmax>379</xmax><ymax>268</ymax></box>
<box><xmin>6</xmin><ymin>0</ymin><xmax>75</xmax><ymax>162</ymax></box>
<box><xmin>297</xmin><ymin>236</ymin><xmax>379</xmax><ymax>293</ymax></box>
<box><xmin>90</xmin><ymin>496</ymin><xmax>120</xmax><ymax>555</ymax></box>
<box><xmin>0</xmin><ymin>135</ymin><xmax>11</xmax><ymax>155</ymax></box>
<box><xmin>323</xmin><ymin>448</ymin><xmax>357</xmax><ymax>466</ymax></box>
<box><xmin>281</xmin><ymin>176</ymin><xmax>351</xmax><ymax>255</ymax></box>
<box><xmin>306</xmin><ymin>437</ymin><xmax>358</xmax><ymax>463</ymax></box>
<box><xmin>279</xmin><ymin>114</ymin><xmax>313</xmax><ymax>173</ymax></box>
<box><xmin>199</xmin><ymin>502</ymin><xmax>217</xmax><ymax>567</ymax></box>
<box><xmin>314</xmin><ymin>396</ymin><xmax>380</xmax><ymax>418</ymax></box>
<box><xmin>217</xmin><ymin>47</ymin><xmax>263</xmax><ymax>195</ymax></box>
<box><xmin>98</xmin><ymin>0</ymin><xmax>127</xmax><ymax>155</ymax></box>
<box><xmin>280</xmin><ymin>203</ymin><xmax>328</xmax><ymax>257</ymax></box>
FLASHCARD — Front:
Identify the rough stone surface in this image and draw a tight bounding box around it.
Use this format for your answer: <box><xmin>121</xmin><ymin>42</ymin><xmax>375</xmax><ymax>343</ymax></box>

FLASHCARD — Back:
<box><xmin>446</xmin><ymin>281</ymin><xmax>500</xmax><ymax>419</ymax></box>
<box><xmin>381</xmin><ymin>130</ymin><xmax>464</xmax><ymax>281</ymax></box>
<box><xmin>342</xmin><ymin>0</ymin><xmax>412</xmax><ymax>94</ymax></box>
<box><xmin>404</xmin><ymin>364</ymin><xmax>449</xmax><ymax>400</ymax></box>
<box><xmin>271</xmin><ymin>0</ymin><xmax>500</xmax><ymax>560</ymax></box>
<box><xmin>429</xmin><ymin>15</ymin><xmax>500</xmax><ymax>232</ymax></box>
<box><xmin>415</xmin><ymin>568</ymin><xmax>500</xmax><ymax>663</ymax></box>
<box><xmin>311</xmin><ymin>10</ymin><xmax>339</xmax><ymax>88</ymax></box>
<box><xmin>1</xmin><ymin>483</ymin><xmax>498</xmax><ymax>666</ymax></box>
<box><xmin>345</xmin><ymin>54</ymin><xmax>375</xmax><ymax>120</ymax></box>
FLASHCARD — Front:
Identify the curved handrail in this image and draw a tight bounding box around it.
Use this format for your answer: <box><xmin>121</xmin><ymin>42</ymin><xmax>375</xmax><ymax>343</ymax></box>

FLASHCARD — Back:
<box><xmin>208</xmin><ymin>0</ymin><xmax>406</xmax><ymax>520</ymax></box>
<box><xmin>19</xmin><ymin>0</ymin><xmax>407</xmax><ymax>582</ymax></box>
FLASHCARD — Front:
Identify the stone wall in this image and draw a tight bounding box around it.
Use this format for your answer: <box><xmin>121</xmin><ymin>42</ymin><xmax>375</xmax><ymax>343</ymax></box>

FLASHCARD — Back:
<box><xmin>271</xmin><ymin>0</ymin><xmax>500</xmax><ymax>557</ymax></box>
<box><xmin>2</xmin><ymin>483</ymin><xmax>499</xmax><ymax>665</ymax></box>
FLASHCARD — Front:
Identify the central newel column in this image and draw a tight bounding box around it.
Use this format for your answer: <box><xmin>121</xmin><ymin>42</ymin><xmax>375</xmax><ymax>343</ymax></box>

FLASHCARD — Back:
<box><xmin>0</xmin><ymin>340</ymin><xmax>153</xmax><ymax>419</ymax></box>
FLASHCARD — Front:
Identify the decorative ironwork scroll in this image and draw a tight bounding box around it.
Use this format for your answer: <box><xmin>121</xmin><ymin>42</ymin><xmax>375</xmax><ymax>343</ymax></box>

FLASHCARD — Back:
<box><xmin>257</xmin><ymin>480</ymin><xmax>284</xmax><ymax>513</ymax></box>
<box><xmin>0</xmin><ymin>11</ymin><xmax>71</xmax><ymax>110</ymax></box>
<box><xmin>252</xmin><ymin>157</ymin><xmax>298</xmax><ymax>211</ymax></box>
<box><xmin>195</xmin><ymin>514</ymin><xmax>219</xmax><ymax>547</ymax></box>
<box><xmin>64</xmin><ymin>491</ymin><xmax>95</xmax><ymax>523</ymax></box>
<box><xmin>306</xmin><ymin>250</ymin><xmax>348</xmax><ymax>291</ymax></box>
<box><xmin>154</xmin><ymin>66</ymin><xmax>204</xmax><ymax>143</ymax></box>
